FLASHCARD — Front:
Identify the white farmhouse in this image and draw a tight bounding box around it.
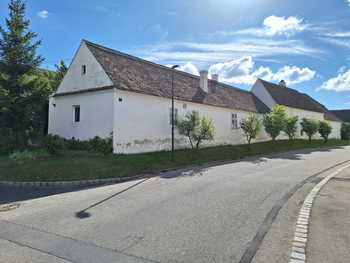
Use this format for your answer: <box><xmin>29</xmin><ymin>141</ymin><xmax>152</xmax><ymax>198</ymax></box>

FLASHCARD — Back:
<box><xmin>49</xmin><ymin>40</ymin><xmax>342</xmax><ymax>154</ymax></box>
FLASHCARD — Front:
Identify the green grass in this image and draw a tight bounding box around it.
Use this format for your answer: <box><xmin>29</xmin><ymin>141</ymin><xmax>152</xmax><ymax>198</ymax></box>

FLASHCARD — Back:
<box><xmin>0</xmin><ymin>139</ymin><xmax>349</xmax><ymax>182</ymax></box>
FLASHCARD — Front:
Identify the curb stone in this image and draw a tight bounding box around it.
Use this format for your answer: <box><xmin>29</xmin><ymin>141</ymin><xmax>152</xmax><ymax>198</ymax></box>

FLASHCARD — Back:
<box><xmin>289</xmin><ymin>163</ymin><xmax>350</xmax><ymax>263</ymax></box>
<box><xmin>1</xmin><ymin>146</ymin><xmax>349</xmax><ymax>189</ymax></box>
<box><xmin>0</xmin><ymin>174</ymin><xmax>150</xmax><ymax>189</ymax></box>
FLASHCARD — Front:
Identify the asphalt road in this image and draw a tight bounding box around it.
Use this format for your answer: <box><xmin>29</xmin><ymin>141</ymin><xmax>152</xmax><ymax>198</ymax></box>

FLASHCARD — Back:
<box><xmin>0</xmin><ymin>146</ymin><xmax>349</xmax><ymax>263</ymax></box>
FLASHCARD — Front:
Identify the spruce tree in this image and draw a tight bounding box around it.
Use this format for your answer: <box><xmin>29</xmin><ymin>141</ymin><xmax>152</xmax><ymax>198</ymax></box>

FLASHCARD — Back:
<box><xmin>0</xmin><ymin>0</ymin><xmax>43</xmax><ymax>147</ymax></box>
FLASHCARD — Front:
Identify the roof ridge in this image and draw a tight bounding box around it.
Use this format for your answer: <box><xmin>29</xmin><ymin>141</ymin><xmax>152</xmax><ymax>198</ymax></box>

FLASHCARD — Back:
<box><xmin>83</xmin><ymin>39</ymin><xmax>252</xmax><ymax>96</ymax></box>
<box><xmin>259</xmin><ymin>78</ymin><xmax>302</xmax><ymax>94</ymax></box>
<box><xmin>83</xmin><ymin>39</ymin><xmax>199</xmax><ymax>80</ymax></box>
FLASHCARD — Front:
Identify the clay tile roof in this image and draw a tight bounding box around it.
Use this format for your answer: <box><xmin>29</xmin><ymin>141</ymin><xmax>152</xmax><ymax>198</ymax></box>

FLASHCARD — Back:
<box><xmin>330</xmin><ymin>110</ymin><xmax>350</xmax><ymax>123</ymax></box>
<box><xmin>84</xmin><ymin>40</ymin><xmax>269</xmax><ymax>114</ymax></box>
<box><xmin>259</xmin><ymin>79</ymin><xmax>342</xmax><ymax>122</ymax></box>
<box><xmin>259</xmin><ymin>79</ymin><xmax>325</xmax><ymax>113</ymax></box>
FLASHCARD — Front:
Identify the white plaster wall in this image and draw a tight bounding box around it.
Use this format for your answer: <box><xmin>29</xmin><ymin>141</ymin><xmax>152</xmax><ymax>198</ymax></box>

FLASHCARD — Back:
<box><xmin>56</xmin><ymin>41</ymin><xmax>113</xmax><ymax>94</ymax></box>
<box><xmin>113</xmin><ymin>90</ymin><xmax>270</xmax><ymax>154</ymax></box>
<box><xmin>329</xmin><ymin>121</ymin><xmax>341</xmax><ymax>139</ymax></box>
<box><xmin>285</xmin><ymin>107</ymin><xmax>341</xmax><ymax>140</ymax></box>
<box><xmin>251</xmin><ymin>80</ymin><xmax>276</xmax><ymax>109</ymax></box>
<box><xmin>48</xmin><ymin>89</ymin><xmax>114</xmax><ymax>140</ymax></box>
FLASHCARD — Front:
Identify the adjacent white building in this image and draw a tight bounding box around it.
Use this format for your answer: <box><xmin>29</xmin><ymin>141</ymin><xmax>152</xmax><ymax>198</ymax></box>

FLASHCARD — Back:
<box><xmin>49</xmin><ymin>40</ymin><xmax>342</xmax><ymax>154</ymax></box>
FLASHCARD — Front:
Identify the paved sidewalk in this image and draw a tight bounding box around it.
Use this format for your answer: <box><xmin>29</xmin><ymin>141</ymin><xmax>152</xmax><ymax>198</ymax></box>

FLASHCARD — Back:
<box><xmin>308</xmin><ymin>167</ymin><xmax>350</xmax><ymax>263</ymax></box>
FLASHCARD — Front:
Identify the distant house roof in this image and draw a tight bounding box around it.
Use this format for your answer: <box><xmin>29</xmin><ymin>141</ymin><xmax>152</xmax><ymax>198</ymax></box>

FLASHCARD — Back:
<box><xmin>83</xmin><ymin>40</ymin><xmax>269</xmax><ymax>114</ymax></box>
<box><xmin>330</xmin><ymin>110</ymin><xmax>350</xmax><ymax>123</ymax></box>
<box><xmin>259</xmin><ymin>79</ymin><xmax>341</xmax><ymax>122</ymax></box>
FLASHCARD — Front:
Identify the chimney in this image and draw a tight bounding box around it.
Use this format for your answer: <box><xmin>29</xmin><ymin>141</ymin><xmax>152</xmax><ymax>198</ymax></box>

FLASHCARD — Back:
<box><xmin>200</xmin><ymin>70</ymin><xmax>209</xmax><ymax>92</ymax></box>
<box><xmin>211</xmin><ymin>74</ymin><xmax>219</xmax><ymax>82</ymax></box>
<box><xmin>279</xmin><ymin>80</ymin><xmax>287</xmax><ymax>87</ymax></box>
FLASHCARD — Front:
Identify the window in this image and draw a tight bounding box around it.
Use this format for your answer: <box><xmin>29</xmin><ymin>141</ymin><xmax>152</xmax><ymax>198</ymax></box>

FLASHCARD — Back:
<box><xmin>82</xmin><ymin>65</ymin><xmax>86</xmax><ymax>75</ymax></box>
<box><xmin>73</xmin><ymin>105</ymin><xmax>80</xmax><ymax>123</ymax></box>
<box><xmin>231</xmin><ymin>113</ymin><xmax>239</xmax><ymax>129</ymax></box>
<box><xmin>169</xmin><ymin>108</ymin><xmax>178</xmax><ymax>125</ymax></box>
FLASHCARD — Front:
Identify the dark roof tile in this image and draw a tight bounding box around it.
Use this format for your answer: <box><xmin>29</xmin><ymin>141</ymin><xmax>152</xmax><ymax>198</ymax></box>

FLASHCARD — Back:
<box><xmin>330</xmin><ymin>110</ymin><xmax>350</xmax><ymax>123</ymax></box>
<box><xmin>259</xmin><ymin>79</ymin><xmax>341</xmax><ymax>122</ymax></box>
<box><xmin>83</xmin><ymin>40</ymin><xmax>269</xmax><ymax>113</ymax></box>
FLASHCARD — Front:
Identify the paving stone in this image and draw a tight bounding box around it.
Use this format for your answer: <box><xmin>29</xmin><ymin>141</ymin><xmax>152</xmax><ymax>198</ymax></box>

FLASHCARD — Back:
<box><xmin>291</xmin><ymin>252</ymin><xmax>306</xmax><ymax>260</ymax></box>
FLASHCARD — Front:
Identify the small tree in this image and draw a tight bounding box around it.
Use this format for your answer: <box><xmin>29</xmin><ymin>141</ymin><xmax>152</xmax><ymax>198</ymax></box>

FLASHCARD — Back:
<box><xmin>240</xmin><ymin>114</ymin><xmax>262</xmax><ymax>144</ymax></box>
<box><xmin>301</xmin><ymin>118</ymin><xmax>319</xmax><ymax>144</ymax></box>
<box><xmin>341</xmin><ymin>123</ymin><xmax>350</xmax><ymax>140</ymax></box>
<box><xmin>193</xmin><ymin>117</ymin><xmax>215</xmax><ymax>149</ymax></box>
<box><xmin>318</xmin><ymin>121</ymin><xmax>332</xmax><ymax>143</ymax></box>
<box><xmin>177</xmin><ymin>111</ymin><xmax>215</xmax><ymax>149</ymax></box>
<box><xmin>263</xmin><ymin>105</ymin><xmax>287</xmax><ymax>141</ymax></box>
<box><xmin>283</xmin><ymin>116</ymin><xmax>298</xmax><ymax>141</ymax></box>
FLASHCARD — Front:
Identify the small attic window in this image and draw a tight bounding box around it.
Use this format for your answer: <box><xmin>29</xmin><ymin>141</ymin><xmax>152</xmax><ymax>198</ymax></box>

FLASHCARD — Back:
<box><xmin>82</xmin><ymin>65</ymin><xmax>87</xmax><ymax>75</ymax></box>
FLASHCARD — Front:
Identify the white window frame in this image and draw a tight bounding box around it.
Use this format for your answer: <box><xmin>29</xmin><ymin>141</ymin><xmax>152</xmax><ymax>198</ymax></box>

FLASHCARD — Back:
<box><xmin>231</xmin><ymin>113</ymin><xmax>239</xmax><ymax>129</ymax></box>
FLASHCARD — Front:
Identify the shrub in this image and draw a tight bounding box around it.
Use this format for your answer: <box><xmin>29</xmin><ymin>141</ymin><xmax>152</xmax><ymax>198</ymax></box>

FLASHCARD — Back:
<box><xmin>240</xmin><ymin>114</ymin><xmax>262</xmax><ymax>144</ymax></box>
<box><xmin>341</xmin><ymin>123</ymin><xmax>350</xmax><ymax>140</ymax></box>
<box><xmin>283</xmin><ymin>116</ymin><xmax>299</xmax><ymax>141</ymax></box>
<box><xmin>177</xmin><ymin>111</ymin><xmax>215</xmax><ymax>149</ymax></box>
<box><xmin>42</xmin><ymin>135</ymin><xmax>113</xmax><ymax>155</ymax></box>
<box><xmin>301</xmin><ymin>118</ymin><xmax>319</xmax><ymax>144</ymax></box>
<box><xmin>318</xmin><ymin>121</ymin><xmax>332</xmax><ymax>143</ymax></box>
<box><xmin>263</xmin><ymin>105</ymin><xmax>287</xmax><ymax>141</ymax></box>
<box><xmin>43</xmin><ymin>135</ymin><xmax>65</xmax><ymax>154</ymax></box>
<box><xmin>88</xmin><ymin>136</ymin><xmax>113</xmax><ymax>155</ymax></box>
<box><xmin>65</xmin><ymin>137</ymin><xmax>90</xmax><ymax>151</ymax></box>
<box><xmin>0</xmin><ymin>128</ymin><xmax>17</xmax><ymax>154</ymax></box>
<box><xmin>9</xmin><ymin>150</ymin><xmax>36</xmax><ymax>164</ymax></box>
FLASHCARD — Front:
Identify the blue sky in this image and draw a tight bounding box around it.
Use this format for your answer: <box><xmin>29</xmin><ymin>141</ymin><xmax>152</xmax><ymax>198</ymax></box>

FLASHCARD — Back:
<box><xmin>1</xmin><ymin>0</ymin><xmax>350</xmax><ymax>109</ymax></box>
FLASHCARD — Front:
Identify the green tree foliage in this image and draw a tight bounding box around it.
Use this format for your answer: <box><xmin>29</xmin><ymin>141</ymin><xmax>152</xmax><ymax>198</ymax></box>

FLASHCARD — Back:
<box><xmin>240</xmin><ymin>114</ymin><xmax>262</xmax><ymax>144</ymax></box>
<box><xmin>283</xmin><ymin>116</ymin><xmax>299</xmax><ymax>141</ymax></box>
<box><xmin>318</xmin><ymin>121</ymin><xmax>332</xmax><ymax>143</ymax></box>
<box><xmin>53</xmin><ymin>60</ymin><xmax>68</xmax><ymax>88</ymax></box>
<box><xmin>341</xmin><ymin>123</ymin><xmax>350</xmax><ymax>140</ymax></box>
<box><xmin>301</xmin><ymin>118</ymin><xmax>319</xmax><ymax>144</ymax></box>
<box><xmin>176</xmin><ymin>111</ymin><xmax>215</xmax><ymax>149</ymax></box>
<box><xmin>263</xmin><ymin>105</ymin><xmax>287</xmax><ymax>141</ymax></box>
<box><xmin>0</xmin><ymin>0</ymin><xmax>43</xmax><ymax>147</ymax></box>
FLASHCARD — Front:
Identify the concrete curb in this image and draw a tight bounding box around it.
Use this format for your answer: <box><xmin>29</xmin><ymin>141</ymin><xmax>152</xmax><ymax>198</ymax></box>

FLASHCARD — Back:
<box><xmin>289</xmin><ymin>163</ymin><xmax>350</xmax><ymax>263</ymax></box>
<box><xmin>0</xmin><ymin>174</ymin><xmax>149</xmax><ymax>189</ymax></box>
<box><xmin>1</xmin><ymin>145</ymin><xmax>348</xmax><ymax>189</ymax></box>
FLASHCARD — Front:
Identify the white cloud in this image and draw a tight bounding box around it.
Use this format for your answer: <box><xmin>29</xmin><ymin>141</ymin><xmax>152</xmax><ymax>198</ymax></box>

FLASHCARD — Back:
<box><xmin>177</xmin><ymin>62</ymin><xmax>200</xmax><ymax>76</ymax></box>
<box><xmin>141</xmin><ymin>38</ymin><xmax>323</xmax><ymax>65</ymax></box>
<box><xmin>319</xmin><ymin>69</ymin><xmax>350</xmax><ymax>92</ymax></box>
<box><xmin>172</xmin><ymin>56</ymin><xmax>315</xmax><ymax>86</ymax></box>
<box><xmin>263</xmin><ymin>16</ymin><xmax>306</xmax><ymax>36</ymax></box>
<box><xmin>37</xmin><ymin>10</ymin><xmax>49</xmax><ymax>19</ymax></box>
<box><xmin>272</xmin><ymin>66</ymin><xmax>316</xmax><ymax>84</ymax></box>
<box><xmin>222</xmin><ymin>15</ymin><xmax>306</xmax><ymax>37</ymax></box>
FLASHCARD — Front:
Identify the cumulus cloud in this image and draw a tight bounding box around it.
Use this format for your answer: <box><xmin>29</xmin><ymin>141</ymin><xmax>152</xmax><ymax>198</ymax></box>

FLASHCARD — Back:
<box><xmin>225</xmin><ymin>15</ymin><xmax>306</xmax><ymax>37</ymax></box>
<box><xmin>37</xmin><ymin>10</ymin><xmax>49</xmax><ymax>19</ymax></box>
<box><xmin>319</xmin><ymin>69</ymin><xmax>350</xmax><ymax>92</ymax></box>
<box><xmin>207</xmin><ymin>57</ymin><xmax>315</xmax><ymax>85</ymax></box>
<box><xmin>177</xmin><ymin>62</ymin><xmax>200</xmax><ymax>76</ymax></box>
<box><xmin>174</xmin><ymin>57</ymin><xmax>315</xmax><ymax>86</ymax></box>
<box><xmin>263</xmin><ymin>16</ymin><xmax>306</xmax><ymax>36</ymax></box>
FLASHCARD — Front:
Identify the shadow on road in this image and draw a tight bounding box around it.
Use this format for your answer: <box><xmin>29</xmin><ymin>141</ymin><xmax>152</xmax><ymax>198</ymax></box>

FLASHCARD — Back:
<box><xmin>75</xmin><ymin>178</ymin><xmax>150</xmax><ymax>219</ymax></box>
<box><xmin>0</xmin><ymin>185</ymin><xmax>92</xmax><ymax>205</ymax></box>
